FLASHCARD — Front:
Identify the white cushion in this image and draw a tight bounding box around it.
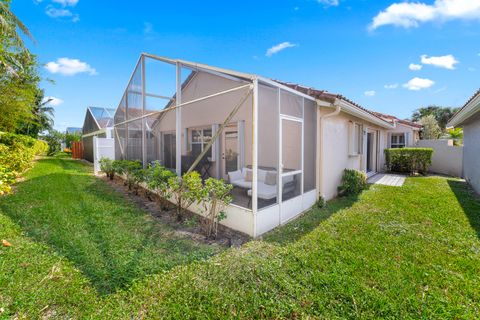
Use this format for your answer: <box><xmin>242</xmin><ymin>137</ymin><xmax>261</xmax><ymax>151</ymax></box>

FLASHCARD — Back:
<box><xmin>231</xmin><ymin>180</ymin><xmax>252</xmax><ymax>189</ymax></box>
<box><xmin>257</xmin><ymin>169</ymin><xmax>268</xmax><ymax>183</ymax></box>
<box><xmin>247</xmin><ymin>182</ymin><xmax>278</xmax><ymax>200</ymax></box>
<box><xmin>228</xmin><ymin>170</ymin><xmax>242</xmax><ymax>182</ymax></box>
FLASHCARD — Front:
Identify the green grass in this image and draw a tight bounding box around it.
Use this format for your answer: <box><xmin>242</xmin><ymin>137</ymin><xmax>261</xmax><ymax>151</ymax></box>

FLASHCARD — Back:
<box><xmin>1</xmin><ymin>158</ymin><xmax>480</xmax><ymax>318</ymax></box>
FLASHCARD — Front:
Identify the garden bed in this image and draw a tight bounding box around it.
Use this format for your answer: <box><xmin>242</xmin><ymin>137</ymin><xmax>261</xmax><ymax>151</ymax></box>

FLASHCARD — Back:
<box><xmin>100</xmin><ymin>174</ymin><xmax>249</xmax><ymax>247</ymax></box>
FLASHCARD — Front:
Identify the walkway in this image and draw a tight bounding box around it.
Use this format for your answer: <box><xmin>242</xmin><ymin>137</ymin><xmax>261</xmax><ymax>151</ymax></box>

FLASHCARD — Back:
<box><xmin>368</xmin><ymin>173</ymin><xmax>406</xmax><ymax>187</ymax></box>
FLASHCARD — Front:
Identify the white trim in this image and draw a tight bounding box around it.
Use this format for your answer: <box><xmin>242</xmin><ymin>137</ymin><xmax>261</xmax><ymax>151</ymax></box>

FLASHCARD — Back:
<box><xmin>447</xmin><ymin>92</ymin><xmax>480</xmax><ymax>127</ymax></box>
<box><xmin>258</xmin><ymin>77</ymin><xmax>316</xmax><ymax>101</ymax></box>
<box><xmin>175</xmin><ymin>62</ymin><xmax>182</xmax><ymax>175</ymax></box>
<box><xmin>252</xmin><ymin>77</ymin><xmax>259</xmax><ymax>237</ymax></box>
<box><xmin>82</xmin><ymin>127</ymin><xmax>107</xmax><ymax>138</ymax></box>
<box><xmin>282</xmin><ymin>170</ymin><xmax>302</xmax><ymax>177</ymax></box>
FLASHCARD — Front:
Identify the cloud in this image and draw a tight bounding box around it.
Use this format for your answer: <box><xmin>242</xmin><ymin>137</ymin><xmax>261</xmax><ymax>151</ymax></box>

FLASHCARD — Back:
<box><xmin>52</xmin><ymin>0</ymin><xmax>78</xmax><ymax>6</ymax></box>
<box><xmin>364</xmin><ymin>90</ymin><xmax>376</xmax><ymax>96</ymax></box>
<box><xmin>318</xmin><ymin>0</ymin><xmax>339</xmax><ymax>7</ymax></box>
<box><xmin>403</xmin><ymin>77</ymin><xmax>435</xmax><ymax>90</ymax></box>
<box><xmin>409</xmin><ymin>63</ymin><xmax>423</xmax><ymax>71</ymax></box>
<box><xmin>420</xmin><ymin>54</ymin><xmax>458</xmax><ymax>69</ymax></box>
<box><xmin>46</xmin><ymin>7</ymin><xmax>73</xmax><ymax>18</ymax></box>
<box><xmin>45</xmin><ymin>58</ymin><xmax>97</xmax><ymax>76</ymax></box>
<box><xmin>384</xmin><ymin>83</ymin><xmax>398</xmax><ymax>89</ymax></box>
<box><xmin>369</xmin><ymin>0</ymin><xmax>480</xmax><ymax>30</ymax></box>
<box><xmin>42</xmin><ymin>96</ymin><xmax>64</xmax><ymax>106</ymax></box>
<box><xmin>265</xmin><ymin>42</ymin><xmax>297</xmax><ymax>57</ymax></box>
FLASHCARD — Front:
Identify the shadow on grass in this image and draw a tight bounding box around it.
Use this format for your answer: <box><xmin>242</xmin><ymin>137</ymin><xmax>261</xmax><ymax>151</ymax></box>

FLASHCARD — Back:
<box><xmin>448</xmin><ymin>179</ymin><xmax>480</xmax><ymax>239</ymax></box>
<box><xmin>0</xmin><ymin>158</ymin><xmax>218</xmax><ymax>295</ymax></box>
<box><xmin>262</xmin><ymin>195</ymin><xmax>359</xmax><ymax>246</ymax></box>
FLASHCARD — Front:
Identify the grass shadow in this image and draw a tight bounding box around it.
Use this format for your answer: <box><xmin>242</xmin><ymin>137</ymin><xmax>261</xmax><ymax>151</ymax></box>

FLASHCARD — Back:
<box><xmin>262</xmin><ymin>195</ymin><xmax>359</xmax><ymax>246</ymax></box>
<box><xmin>0</xmin><ymin>158</ymin><xmax>219</xmax><ymax>295</ymax></box>
<box><xmin>448</xmin><ymin>179</ymin><xmax>480</xmax><ymax>239</ymax></box>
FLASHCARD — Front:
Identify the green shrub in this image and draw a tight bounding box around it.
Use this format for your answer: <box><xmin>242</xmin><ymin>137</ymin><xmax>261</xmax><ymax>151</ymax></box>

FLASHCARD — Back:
<box><xmin>145</xmin><ymin>162</ymin><xmax>176</xmax><ymax>209</ymax></box>
<box><xmin>202</xmin><ymin>178</ymin><xmax>232</xmax><ymax>239</ymax></box>
<box><xmin>99</xmin><ymin>158</ymin><xmax>115</xmax><ymax>180</ymax></box>
<box><xmin>0</xmin><ymin>165</ymin><xmax>16</xmax><ymax>195</ymax></box>
<box><xmin>111</xmin><ymin>160</ymin><xmax>143</xmax><ymax>192</ymax></box>
<box><xmin>338</xmin><ymin>169</ymin><xmax>367</xmax><ymax>196</ymax></box>
<box><xmin>167</xmin><ymin>171</ymin><xmax>205</xmax><ymax>221</ymax></box>
<box><xmin>385</xmin><ymin>148</ymin><xmax>433</xmax><ymax>175</ymax></box>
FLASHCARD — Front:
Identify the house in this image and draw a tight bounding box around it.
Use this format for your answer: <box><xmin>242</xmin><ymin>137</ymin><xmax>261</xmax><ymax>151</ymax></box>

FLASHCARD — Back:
<box><xmin>66</xmin><ymin>127</ymin><xmax>82</xmax><ymax>135</ymax></box>
<box><xmin>81</xmin><ymin>106</ymin><xmax>115</xmax><ymax>162</ymax></box>
<box><xmin>113</xmin><ymin>53</ymin><xmax>398</xmax><ymax>237</ymax></box>
<box><xmin>371</xmin><ymin>112</ymin><xmax>422</xmax><ymax>148</ymax></box>
<box><xmin>447</xmin><ymin>89</ymin><xmax>480</xmax><ymax>194</ymax></box>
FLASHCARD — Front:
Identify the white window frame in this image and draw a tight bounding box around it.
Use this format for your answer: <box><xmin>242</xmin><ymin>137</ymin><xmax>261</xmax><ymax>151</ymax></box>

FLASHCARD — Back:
<box><xmin>189</xmin><ymin>127</ymin><xmax>213</xmax><ymax>159</ymax></box>
<box><xmin>390</xmin><ymin>133</ymin><xmax>406</xmax><ymax>148</ymax></box>
<box><xmin>349</xmin><ymin>122</ymin><xmax>364</xmax><ymax>156</ymax></box>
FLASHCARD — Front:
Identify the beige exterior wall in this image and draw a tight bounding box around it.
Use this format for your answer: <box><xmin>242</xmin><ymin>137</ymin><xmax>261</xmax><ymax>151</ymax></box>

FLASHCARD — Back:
<box><xmin>416</xmin><ymin>139</ymin><xmax>463</xmax><ymax>177</ymax></box>
<box><xmin>320</xmin><ymin>109</ymin><xmax>388</xmax><ymax>200</ymax></box>
<box><xmin>463</xmin><ymin>113</ymin><xmax>480</xmax><ymax>194</ymax></box>
<box><xmin>387</xmin><ymin>123</ymin><xmax>420</xmax><ymax>147</ymax></box>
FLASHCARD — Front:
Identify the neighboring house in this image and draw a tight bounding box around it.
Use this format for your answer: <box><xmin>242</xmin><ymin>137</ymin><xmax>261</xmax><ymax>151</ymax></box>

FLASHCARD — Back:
<box><xmin>66</xmin><ymin>127</ymin><xmax>82</xmax><ymax>135</ymax></box>
<box><xmin>113</xmin><ymin>53</ymin><xmax>398</xmax><ymax>237</ymax></box>
<box><xmin>371</xmin><ymin>112</ymin><xmax>422</xmax><ymax>148</ymax></box>
<box><xmin>81</xmin><ymin>106</ymin><xmax>115</xmax><ymax>162</ymax></box>
<box><xmin>447</xmin><ymin>89</ymin><xmax>480</xmax><ymax>194</ymax></box>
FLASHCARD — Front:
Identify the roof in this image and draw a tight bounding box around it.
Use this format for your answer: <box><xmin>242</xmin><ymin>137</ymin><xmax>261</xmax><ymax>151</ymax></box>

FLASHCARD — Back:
<box><xmin>66</xmin><ymin>127</ymin><xmax>82</xmax><ymax>134</ymax></box>
<box><xmin>274</xmin><ymin>80</ymin><xmax>395</xmax><ymax>128</ymax></box>
<box><xmin>447</xmin><ymin>88</ymin><xmax>480</xmax><ymax>127</ymax></box>
<box><xmin>370</xmin><ymin>111</ymin><xmax>422</xmax><ymax>129</ymax></box>
<box><xmin>87</xmin><ymin>106</ymin><xmax>116</xmax><ymax>128</ymax></box>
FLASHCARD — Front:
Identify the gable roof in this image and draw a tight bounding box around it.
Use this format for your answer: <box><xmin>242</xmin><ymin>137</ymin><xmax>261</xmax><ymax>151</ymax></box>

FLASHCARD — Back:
<box><xmin>87</xmin><ymin>106</ymin><xmax>116</xmax><ymax>128</ymax></box>
<box><xmin>447</xmin><ymin>88</ymin><xmax>480</xmax><ymax>127</ymax></box>
<box><xmin>370</xmin><ymin>111</ymin><xmax>422</xmax><ymax>129</ymax></box>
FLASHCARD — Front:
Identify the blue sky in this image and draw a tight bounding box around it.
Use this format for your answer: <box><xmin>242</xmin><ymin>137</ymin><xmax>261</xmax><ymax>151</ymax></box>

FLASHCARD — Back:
<box><xmin>12</xmin><ymin>0</ymin><xmax>480</xmax><ymax>131</ymax></box>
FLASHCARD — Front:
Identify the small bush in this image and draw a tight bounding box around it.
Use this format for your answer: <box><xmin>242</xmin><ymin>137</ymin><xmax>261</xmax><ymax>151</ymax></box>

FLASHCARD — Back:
<box><xmin>99</xmin><ymin>158</ymin><xmax>115</xmax><ymax>180</ymax></box>
<box><xmin>385</xmin><ymin>148</ymin><xmax>433</xmax><ymax>175</ymax></box>
<box><xmin>202</xmin><ymin>178</ymin><xmax>232</xmax><ymax>239</ymax></box>
<box><xmin>167</xmin><ymin>171</ymin><xmax>205</xmax><ymax>221</ymax></box>
<box><xmin>145</xmin><ymin>162</ymin><xmax>176</xmax><ymax>209</ymax></box>
<box><xmin>338</xmin><ymin>169</ymin><xmax>367</xmax><ymax>196</ymax></box>
<box><xmin>113</xmin><ymin>160</ymin><xmax>143</xmax><ymax>192</ymax></box>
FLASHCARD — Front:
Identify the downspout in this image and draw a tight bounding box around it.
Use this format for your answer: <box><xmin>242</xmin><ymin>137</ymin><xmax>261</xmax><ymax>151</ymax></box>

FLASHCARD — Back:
<box><xmin>317</xmin><ymin>99</ymin><xmax>341</xmax><ymax>200</ymax></box>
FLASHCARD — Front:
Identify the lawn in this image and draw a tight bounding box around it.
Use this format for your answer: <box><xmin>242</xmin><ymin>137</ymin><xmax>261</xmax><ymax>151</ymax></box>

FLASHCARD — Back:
<box><xmin>1</xmin><ymin>158</ymin><xmax>480</xmax><ymax>318</ymax></box>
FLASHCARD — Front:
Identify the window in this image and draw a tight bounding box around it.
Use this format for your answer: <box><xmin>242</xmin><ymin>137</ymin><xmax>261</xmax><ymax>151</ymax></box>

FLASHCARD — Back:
<box><xmin>190</xmin><ymin>128</ymin><xmax>212</xmax><ymax>158</ymax></box>
<box><xmin>349</xmin><ymin>122</ymin><xmax>363</xmax><ymax>156</ymax></box>
<box><xmin>391</xmin><ymin>133</ymin><xmax>405</xmax><ymax>148</ymax></box>
<box><xmin>163</xmin><ymin>133</ymin><xmax>176</xmax><ymax>169</ymax></box>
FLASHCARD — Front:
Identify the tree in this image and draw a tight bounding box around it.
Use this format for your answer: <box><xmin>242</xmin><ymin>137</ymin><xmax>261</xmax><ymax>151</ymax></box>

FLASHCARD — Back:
<box><xmin>419</xmin><ymin>115</ymin><xmax>441</xmax><ymax>140</ymax></box>
<box><xmin>447</xmin><ymin>127</ymin><xmax>463</xmax><ymax>146</ymax></box>
<box><xmin>16</xmin><ymin>90</ymin><xmax>55</xmax><ymax>137</ymax></box>
<box><xmin>411</xmin><ymin>106</ymin><xmax>458</xmax><ymax>131</ymax></box>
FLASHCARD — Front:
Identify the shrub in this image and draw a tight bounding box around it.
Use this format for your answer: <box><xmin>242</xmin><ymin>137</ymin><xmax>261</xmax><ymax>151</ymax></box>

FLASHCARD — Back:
<box><xmin>385</xmin><ymin>148</ymin><xmax>433</xmax><ymax>175</ymax></box>
<box><xmin>99</xmin><ymin>158</ymin><xmax>115</xmax><ymax>180</ymax></box>
<box><xmin>145</xmin><ymin>162</ymin><xmax>176</xmax><ymax>209</ymax></box>
<box><xmin>0</xmin><ymin>165</ymin><xmax>16</xmax><ymax>195</ymax></box>
<box><xmin>338</xmin><ymin>169</ymin><xmax>367</xmax><ymax>196</ymax></box>
<box><xmin>167</xmin><ymin>171</ymin><xmax>205</xmax><ymax>221</ymax></box>
<box><xmin>113</xmin><ymin>160</ymin><xmax>143</xmax><ymax>192</ymax></box>
<box><xmin>202</xmin><ymin>178</ymin><xmax>232</xmax><ymax>239</ymax></box>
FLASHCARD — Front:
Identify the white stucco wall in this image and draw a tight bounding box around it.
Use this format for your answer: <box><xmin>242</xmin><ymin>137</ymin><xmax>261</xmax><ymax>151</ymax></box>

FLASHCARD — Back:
<box><xmin>416</xmin><ymin>139</ymin><xmax>463</xmax><ymax>177</ymax></box>
<box><xmin>463</xmin><ymin>113</ymin><xmax>480</xmax><ymax>194</ymax></box>
<box><xmin>321</xmin><ymin>110</ymin><xmax>388</xmax><ymax>200</ymax></box>
<box><xmin>387</xmin><ymin>123</ymin><xmax>419</xmax><ymax>146</ymax></box>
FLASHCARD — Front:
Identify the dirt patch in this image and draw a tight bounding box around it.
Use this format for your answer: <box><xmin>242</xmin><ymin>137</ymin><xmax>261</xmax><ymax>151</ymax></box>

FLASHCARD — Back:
<box><xmin>99</xmin><ymin>174</ymin><xmax>250</xmax><ymax>248</ymax></box>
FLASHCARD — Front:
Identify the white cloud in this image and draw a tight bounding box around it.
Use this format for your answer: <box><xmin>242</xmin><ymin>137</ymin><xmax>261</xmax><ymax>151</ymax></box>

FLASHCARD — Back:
<box><xmin>318</xmin><ymin>0</ymin><xmax>339</xmax><ymax>7</ymax></box>
<box><xmin>364</xmin><ymin>90</ymin><xmax>376</xmax><ymax>96</ymax></box>
<box><xmin>265</xmin><ymin>42</ymin><xmax>297</xmax><ymax>57</ymax></box>
<box><xmin>42</xmin><ymin>96</ymin><xmax>64</xmax><ymax>106</ymax></box>
<box><xmin>45</xmin><ymin>58</ymin><xmax>97</xmax><ymax>76</ymax></box>
<box><xmin>403</xmin><ymin>77</ymin><xmax>435</xmax><ymax>90</ymax></box>
<box><xmin>409</xmin><ymin>63</ymin><xmax>423</xmax><ymax>71</ymax></box>
<box><xmin>52</xmin><ymin>0</ymin><xmax>78</xmax><ymax>6</ymax></box>
<box><xmin>384</xmin><ymin>83</ymin><xmax>399</xmax><ymax>89</ymax></box>
<box><xmin>369</xmin><ymin>0</ymin><xmax>480</xmax><ymax>30</ymax></box>
<box><xmin>420</xmin><ymin>54</ymin><xmax>458</xmax><ymax>69</ymax></box>
<box><xmin>46</xmin><ymin>7</ymin><xmax>73</xmax><ymax>18</ymax></box>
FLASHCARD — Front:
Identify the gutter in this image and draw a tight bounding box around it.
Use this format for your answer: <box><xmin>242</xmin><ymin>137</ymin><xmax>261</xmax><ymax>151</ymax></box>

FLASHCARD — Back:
<box><xmin>317</xmin><ymin>99</ymin><xmax>341</xmax><ymax>200</ymax></box>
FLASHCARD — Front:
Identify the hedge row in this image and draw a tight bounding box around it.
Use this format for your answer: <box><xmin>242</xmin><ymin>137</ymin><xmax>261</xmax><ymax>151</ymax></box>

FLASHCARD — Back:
<box><xmin>0</xmin><ymin>133</ymin><xmax>48</xmax><ymax>195</ymax></box>
<box><xmin>384</xmin><ymin>148</ymin><xmax>434</xmax><ymax>175</ymax></box>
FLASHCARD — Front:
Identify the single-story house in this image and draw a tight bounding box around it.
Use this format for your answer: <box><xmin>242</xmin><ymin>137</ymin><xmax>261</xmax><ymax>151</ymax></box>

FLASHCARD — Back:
<box><xmin>371</xmin><ymin>112</ymin><xmax>422</xmax><ymax>147</ymax></box>
<box><xmin>81</xmin><ymin>106</ymin><xmax>115</xmax><ymax>162</ymax></box>
<box><xmin>113</xmin><ymin>53</ymin><xmax>406</xmax><ymax>237</ymax></box>
<box><xmin>447</xmin><ymin>88</ymin><xmax>480</xmax><ymax>194</ymax></box>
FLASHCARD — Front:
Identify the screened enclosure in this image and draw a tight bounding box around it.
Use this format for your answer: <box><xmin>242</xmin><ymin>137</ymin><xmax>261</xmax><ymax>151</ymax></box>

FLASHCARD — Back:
<box><xmin>113</xmin><ymin>54</ymin><xmax>317</xmax><ymax>237</ymax></box>
<box><xmin>82</xmin><ymin>106</ymin><xmax>115</xmax><ymax>162</ymax></box>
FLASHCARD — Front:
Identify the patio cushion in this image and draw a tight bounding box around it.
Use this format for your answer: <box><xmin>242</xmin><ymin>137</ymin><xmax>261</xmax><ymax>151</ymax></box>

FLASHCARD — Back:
<box><xmin>228</xmin><ymin>170</ymin><xmax>242</xmax><ymax>182</ymax></box>
<box><xmin>245</xmin><ymin>170</ymin><xmax>253</xmax><ymax>182</ymax></box>
<box><xmin>265</xmin><ymin>171</ymin><xmax>276</xmax><ymax>185</ymax></box>
<box><xmin>231</xmin><ymin>179</ymin><xmax>252</xmax><ymax>189</ymax></box>
<box><xmin>247</xmin><ymin>182</ymin><xmax>277</xmax><ymax>200</ymax></box>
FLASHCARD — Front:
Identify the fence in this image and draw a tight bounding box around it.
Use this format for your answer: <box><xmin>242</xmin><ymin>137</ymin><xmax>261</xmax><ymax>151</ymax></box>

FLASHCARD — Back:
<box><xmin>93</xmin><ymin>137</ymin><xmax>115</xmax><ymax>174</ymax></box>
<box><xmin>416</xmin><ymin>139</ymin><xmax>463</xmax><ymax>177</ymax></box>
<box><xmin>71</xmin><ymin>141</ymin><xmax>83</xmax><ymax>159</ymax></box>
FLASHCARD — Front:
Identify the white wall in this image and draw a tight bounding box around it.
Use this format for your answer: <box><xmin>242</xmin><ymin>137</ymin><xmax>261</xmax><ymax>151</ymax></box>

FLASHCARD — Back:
<box><xmin>416</xmin><ymin>139</ymin><xmax>463</xmax><ymax>177</ymax></box>
<box><xmin>463</xmin><ymin>114</ymin><xmax>480</xmax><ymax>193</ymax></box>
<box><xmin>387</xmin><ymin>123</ymin><xmax>419</xmax><ymax>147</ymax></box>
<box><xmin>321</xmin><ymin>110</ymin><xmax>388</xmax><ymax>200</ymax></box>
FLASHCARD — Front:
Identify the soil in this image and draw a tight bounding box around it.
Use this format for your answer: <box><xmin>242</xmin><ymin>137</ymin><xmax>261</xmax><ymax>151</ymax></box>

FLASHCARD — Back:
<box><xmin>99</xmin><ymin>174</ymin><xmax>250</xmax><ymax>248</ymax></box>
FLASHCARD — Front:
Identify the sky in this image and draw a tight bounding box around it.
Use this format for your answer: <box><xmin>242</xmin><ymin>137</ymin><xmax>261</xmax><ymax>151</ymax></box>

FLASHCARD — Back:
<box><xmin>11</xmin><ymin>0</ymin><xmax>480</xmax><ymax>131</ymax></box>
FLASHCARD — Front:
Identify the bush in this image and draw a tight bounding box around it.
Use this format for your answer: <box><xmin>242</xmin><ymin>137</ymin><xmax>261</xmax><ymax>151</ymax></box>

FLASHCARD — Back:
<box><xmin>338</xmin><ymin>169</ymin><xmax>367</xmax><ymax>196</ymax></box>
<box><xmin>385</xmin><ymin>148</ymin><xmax>433</xmax><ymax>175</ymax></box>
<box><xmin>167</xmin><ymin>171</ymin><xmax>205</xmax><ymax>221</ymax></box>
<box><xmin>0</xmin><ymin>165</ymin><xmax>16</xmax><ymax>195</ymax></box>
<box><xmin>202</xmin><ymin>178</ymin><xmax>232</xmax><ymax>239</ymax></box>
<box><xmin>145</xmin><ymin>162</ymin><xmax>176</xmax><ymax>209</ymax></box>
<box><xmin>99</xmin><ymin>158</ymin><xmax>115</xmax><ymax>180</ymax></box>
<box><xmin>113</xmin><ymin>160</ymin><xmax>143</xmax><ymax>192</ymax></box>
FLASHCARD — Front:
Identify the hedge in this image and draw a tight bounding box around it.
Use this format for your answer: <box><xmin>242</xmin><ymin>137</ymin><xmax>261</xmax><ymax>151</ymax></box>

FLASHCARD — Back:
<box><xmin>0</xmin><ymin>132</ymin><xmax>48</xmax><ymax>195</ymax></box>
<box><xmin>384</xmin><ymin>148</ymin><xmax>433</xmax><ymax>175</ymax></box>
<box><xmin>338</xmin><ymin>169</ymin><xmax>368</xmax><ymax>196</ymax></box>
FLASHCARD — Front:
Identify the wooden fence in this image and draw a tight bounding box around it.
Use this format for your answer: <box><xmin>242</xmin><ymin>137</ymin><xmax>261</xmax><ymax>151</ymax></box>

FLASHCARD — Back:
<box><xmin>71</xmin><ymin>141</ymin><xmax>84</xmax><ymax>159</ymax></box>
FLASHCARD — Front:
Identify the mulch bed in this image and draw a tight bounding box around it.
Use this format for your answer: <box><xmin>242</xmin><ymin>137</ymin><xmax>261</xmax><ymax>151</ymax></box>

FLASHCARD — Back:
<box><xmin>100</xmin><ymin>174</ymin><xmax>250</xmax><ymax>248</ymax></box>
